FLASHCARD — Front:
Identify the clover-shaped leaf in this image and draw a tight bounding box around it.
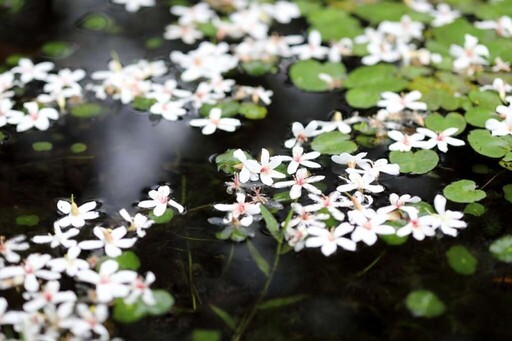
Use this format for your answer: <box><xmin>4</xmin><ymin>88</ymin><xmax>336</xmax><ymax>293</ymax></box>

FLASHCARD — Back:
<box><xmin>308</xmin><ymin>8</ymin><xmax>362</xmax><ymax>41</ymax></box>
<box><xmin>468</xmin><ymin>129</ymin><xmax>511</xmax><ymax>158</ymax></box>
<box><xmin>311</xmin><ymin>131</ymin><xmax>357</xmax><ymax>155</ymax></box>
<box><xmin>405</xmin><ymin>290</ymin><xmax>445</xmax><ymax>318</ymax></box>
<box><xmin>443</xmin><ymin>180</ymin><xmax>486</xmax><ymax>203</ymax></box>
<box><xmin>425</xmin><ymin>113</ymin><xmax>466</xmax><ymax>135</ymax></box>
<box><xmin>490</xmin><ymin>235</ymin><xmax>512</xmax><ymax>263</ymax></box>
<box><xmin>389</xmin><ymin>150</ymin><xmax>439</xmax><ymax>174</ymax></box>
<box><xmin>446</xmin><ymin>245</ymin><xmax>477</xmax><ymax>275</ymax></box>
<box><xmin>289</xmin><ymin>60</ymin><xmax>346</xmax><ymax>92</ymax></box>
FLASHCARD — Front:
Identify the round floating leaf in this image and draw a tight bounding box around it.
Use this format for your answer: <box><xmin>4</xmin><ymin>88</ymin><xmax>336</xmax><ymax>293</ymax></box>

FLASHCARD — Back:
<box><xmin>132</xmin><ymin>97</ymin><xmax>157</xmax><ymax>111</ymax></box>
<box><xmin>115</xmin><ymin>251</ymin><xmax>141</xmax><ymax>271</ymax></box>
<box><xmin>308</xmin><ymin>8</ymin><xmax>363</xmax><ymax>41</ymax></box>
<box><xmin>241</xmin><ymin>60</ymin><xmax>276</xmax><ymax>76</ymax></box>
<box><xmin>389</xmin><ymin>150</ymin><xmax>439</xmax><ymax>175</ymax></box>
<box><xmin>354</xmin><ymin>2</ymin><xmax>431</xmax><ymax>24</ymax></box>
<box><xmin>215</xmin><ymin>149</ymin><xmax>250</xmax><ymax>174</ymax></box>
<box><xmin>381</xmin><ymin>234</ymin><xmax>408</xmax><ymax>246</ymax></box>
<box><xmin>465</xmin><ymin>107</ymin><xmax>496</xmax><ymax>128</ymax></box>
<box><xmin>443</xmin><ymin>180</ymin><xmax>486</xmax><ymax>203</ymax></box>
<box><xmin>16</xmin><ymin>214</ymin><xmax>39</xmax><ymax>227</ymax></box>
<box><xmin>345</xmin><ymin>64</ymin><xmax>398</xmax><ymax>88</ymax></box>
<box><xmin>32</xmin><ymin>141</ymin><xmax>53</xmax><ymax>152</ymax></box>
<box><xmin>0</xmin><ymin>131</ymin><xmax>6</xmax><ymax>141</ymax></box>
<box><xmin>6</xmin><ymin>54</ymin><xmax>26</xmax><ymax>66</ymax></box>
<box><xmin>200</xmin><ymin>101</ymin><xmax>240</xmax><ymax>118</ymax></box>
<box><xmin>468</xmin><ymin>129</ymin><xmax>510</xmax><ymax>158</ymax></box>
<box><xmin>41</xmin><ymin>41</ymin><xmax>75</xmax><ymax>59</ymax></box>
<box><xmin>490</xmin><ymin>235</ymin><xmax>512</xmax><ymax>263</ymax></box>
<box><xmin>399</xmin><ymin>66</ymin><xmax>432</xmax><ymax>79</ymax></box>
<box><xmin>446</xmin><ymin>245</ymin><xmax>477</xmax><ymax>275</ymax></box>
<box><xmin>405</xmin><ymin>290</ymin><xmax>446</xmax><ymax>318</ymax></box>
<box><xmin>192</xmin><ymin>330</ymin><xmax>221</xmax><ymax>341</ymax></box>
<box><xmin>238</xmin><ymin>103</ymin><xmax>267</xmax><ymax>120</ymax></box>
<box><xmin>289</xmin><ymin>60</ymin><xmax>346</xmax><ymax>92</ymax></box>
<box><xmin>431</xmin><ymin>18</ymin><xmax>490</xmax><ymax>48</ymax></box>
<box><xmin>468</xmin><ymin>90</ymin><xmax>502</xmax><ymax>110</ymax></box>
<box><xmin>145</xmin><ymin>37</ymin><xmax>163</xmax><ymax>49</ymax></box>
<box><xmin>464</xmin><ymin>202</ymin><xmax>486</xmax><ymax>216</ymax></box>
<box><xmin>425</xmin><ymin>113</ymin><xmax>466</xmax><ymax>135</ymax></box>
<box><xmin>70</xmin><ymin>143</ymin><xmax>87</xmax><ymax>154</ymax></box>
<box><xmin>79</xmin><ymin>12</ymin><xmax>115</xmax><ymax>32</ymax></box>
<box><xmin>311</xmin><ymin>131</ymin><xmax>357</xmax><ymax>155</ymax></box>
<box><xmin>71</xmin><ymin>103</ymin><xmax>102</xmax><ymax>118</ymax></box>
<box><xmin>346</xmin><ymin>88</ymin><xmax>381</xmax><ymax>109</ymax></box>
<box><xmin>145</xmin><ymin>290</ymin><xmax>174</xmax><ymax>315</ymax></box>
<box><xmin>503</xmin><ymin>184</ymin><xmax>512</xmax><ymax>204</ymax></box>
<box><xmin>149</xmin><ymin>208</ymin><xmax>174</xmax><ymax>224</ymax></box>
<box><xmin>113</xmin><ymin>289</ymin><xmax>174</xmax><ymax>323</ymax></box>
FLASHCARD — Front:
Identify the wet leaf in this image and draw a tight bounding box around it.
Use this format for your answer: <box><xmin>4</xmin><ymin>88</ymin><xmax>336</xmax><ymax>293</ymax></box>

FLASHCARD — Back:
<box><xmin>32</xmin><ymin>141</ymin><xmax>52</xmax><ymax>152</ymax></box>
<box><xmin>192</xmin><ymin>330</ymin><xmax>221</xmax><ymax>341</ymax></box>
<box><xmin>200</xmin><ymin>101</ymin><xmax>240</xmax><ymax>118</ymax></box>
<box><xmin>443</xmin><ymin>180</ymin><xmax>486</xmax><ymax>203</ymax></box>
<box><xmin>468</xmin><ymin>90</ymin><xmax>502</xmax><ymax>110</ymax></box>
<box><xmin>257</xmin><ymin>295</ymin><xmax>307</xmax><ymax>310</ymax></box>
<box><xmin>70</xmin><ymin>143</ymin><xmax>87</xmax><ymax>154</ymax></box>
<box><xmin>132</xmin><ymin>97</ymin><xmax>157</xmax><ymax>111</ymax></box>
<box><xmin>308</xmin><ymin>8</ymin><xmax>362</xmax><ymax>41</ymax></box>
<box><xmin>16</xmin><ymin>214</ymin><xmax>39</xmax><ymax>227</ymax></box>
<box><xmin>79</xmin><ymin>12</ymin><xmax>116</xmax><ymax>32</ymax></box>
<box><xmin>70</xmin><ymin>103</ymin><xmax>102</xmax><ymax>118</ymax></box>
<box><xmin>241</xmin><ymin>60</ymin><xmax>275</xmax><ymax>76</ymax></box>
<box><xmin>247</xmin><ymin>240</ymin><xmax>270</xmax><ymax>277</ymax></box>
<box><xmin>354</xmin><ymin>2</ymin><xmax>431</xmax><ymax>24</ymax></box>
<box><xmin>289</xmin><ymin>60</ymin><xmax>346</xmax><ymax>92</ymax></box>
<box><xmin>113</xmin><ymin>290</ymin><xmax>173</xmax><ymax>323</ymax></box>
<box><xmin>490</xmin><ymin>235</ymin><xmax>512</xmax><ymax>263</ymax></box>
<box><xmin>431</xmin><ymin>18</ymin><xmax>489</xmax><ymax>48</ymax></box>
<box><xmin>446</xmin><ymin>245</ymin><xmax>477</xmax><ymax>275</ymax></box>
<box><xmin>209</xmin><ymin>304</ymin><xmax>236</xmax><ymax>330</ymax></box>
<box><xmin>345</xmin><ymin>88</ymin><xmax>381</xmax><ymax>109</ymax></box>
<box><xmin>468</xmin><ymin>129</ymin><xmax>510</xmax><ymax>158</ymax></box>
<box><xmin>503</xmin><ymin>184</ymin><xmax>512</xmax><ymax>204</ymax></box>
<box><xmin>311</xmin><ymin>131</ymin><xmax>357</xmax><ymax>155</ymax></box>
<box><xmin>260</xmin><ymin>204</ymin><xmax>279</xmax><ymax>240</ymax></box>
<box><xmin>465</xmin><ymin>107</ymin><xmax>496</xmax><ymax>128</ymax></box>
<box><xmin>381</xmin><ymin>234</ymin><xmax>408</xmax><ymax>246</ymax></box>
<box><xmin>405</xmin><ymin>290</ymin><xmax>446</xmax><ymax>318</ymax></box>
<box><xmin>238</xmin><ymin>103</ymin><xmax>267</xmax><ymax>120</ymax></box>
<box><xmin>464</xmin><ymin>202</ymin><xmax>486</xmax><ymax>216</ymax></box>
<box><xmin>425</xmin><ymin>112</ymin><xmax>466</xmax><ymax>135</ymax></box>
<box><xmin>389</xmin><ymin>150</ymin><xmax>439</xmax><ymax>174</ymax></box>
<box><xmin>149</xmin><ymin>209</ymin><xmax>174</xmax><ymax>224</ymax></box>
<box><xmin>145</xmin><ymin>290</ymin><xmax>174</xmax><ymax>315</ymax></box>
<box><xmin>115</xmin><ymin>251</ymin><xmax>141</xmax><ymax>271</ymax></box>
<box><xmin>41</xmin><ymin>41</ymin><xmax>74</xmax><ymax>59</ymax></box>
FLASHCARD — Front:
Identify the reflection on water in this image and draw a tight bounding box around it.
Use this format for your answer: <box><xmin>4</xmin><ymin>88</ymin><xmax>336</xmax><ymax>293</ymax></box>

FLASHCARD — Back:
<box><xmin>1</xmin><ymin>1</ymin><xmax>512</xmax><ymax>340</ymax></box>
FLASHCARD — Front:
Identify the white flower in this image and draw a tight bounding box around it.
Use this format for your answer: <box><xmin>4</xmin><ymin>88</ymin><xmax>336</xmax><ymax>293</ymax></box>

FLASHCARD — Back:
<box><xmin>0</xmin><ymin>98</ymin><xmax>20</xmax><ymax>127</ymax></box>
<box><xmin>280</xmin><ymin>146</ymin><xmax>321</xmax><ymax>174</ymax></box>
<box><xmin>11</xmin><ymin>58</ymin><xmax>54</xmax><ymax>83</ymax></box>
<box><xmin>362</xmin><ymin>40</ymin><xmax>401</xmax><ymax>65</ymax></box>
<box><xmin>396</xmin><ymin>208</ymin><xmax>436</xmax><ymax>241</ymax></box>
<box><xmin>0</xmin><ymin>253</ymin><xmax>59</xmax><ymax>292</ymax></box>
<box><xmin>450</xmin><ymin>34</ymin><xmax>489</xmax><ymax>71</ymax></box>
<box><xmin>430</xmin><ymin>4</ymin><xmax>460</xmax><ymax>27</ymax></box>
<box><xmin>263</xmin><ymin>1</ymin><xmax>300</xmax><ymax>24</ymax></box>
<box><xmin>287</xmin><ymin>203</ymin><xmax>328</xmax><ymax>229</ymax></box>
<box><xmin>189</xmin><ymin>82</ymin><xmax>223</xmax><ymax>109</ymax></box>
<box><xmin>377</xmin><ymin>193</ymin><xmax>421</xmax><ymax>215</ymax></box>
<box><xmin>379</xmin><ymin>15</ymin><xmax>424</xmax><ymax>42</ymax></box>
<box><xmin>0</xmin><ymin>297</ymin><xmax>25</xmax><ymax>327</ymax></box>
<box><xmin>57</xmin><ymin>198</ymin><xmax>99</xmax><ymax>228</ymax></box>
<box><xmin>22</xmin><ymin>280</ymin><xmax>77</xmax><ymax>312</ymax></box>
<box><xmin>332</xmin><ymin>152</ymin><xmax>371</xmax><ymax>169</ymax></box>
<box><xmin>164</xmin><ymin>24</ymin><xmax>204</xmax><ymax>44</ymax></box>
<box><xmin>242</xmin><ymin>148</ymin><xmax>286</xmax><ymax>186</ymax></box>
<box><xmin>0</xmin><ymin>72</ymin><xmax>14</xmax><ymax>98</ymax></box>
<box><xmin>387</xmin><ymin>130</ymin><xmax>425</xmax><ymax>152</ymax></box>
<box><xmin>147</xmin><ymin>79</ymin><xmax>192</xmax><ymax>102</ymax></box>
<box><xmin>430</xmin><ymin>195</ymin><xmax>467</xmax><ymax>237</ymax></box>
<box><xmin>291</xmin><ymin>30</ymin><xmax>329</xmax><ymax>60</ymax></box>
<box><xmin>475</xmin><ymin>16</ymin><xmax>512</xmax><ymax>37</ymax></box>
<box><xmin>112</xmin><ymin>0</ymin><xmax>155</xmax><ymax>12</ymax></box>
<box><xmin>119</xmin><ymin>209</ymin><xmax>153</xmax><ymax>238</ymax></box>
<box><xmin>486</xmin><ymin>104</ymin><xmax>512</xmax><ymax>136</ymax></box>
<box><xmin>377</xmin><ymin>91</ymin><xmax>427</xmax><ymax>113</ymax></box>
<box><xmin>189</xmin><ymin>107</ymin><xmax>241</xmax><ymax>135</ymax></box>
<box><xmin>62</xmin><ymin>303</ymin><xmax>109</xmax><ymax>339</ymax></box>
<box><xmin>305</xmin><ymin>224</ymin><xmax>356</xmax><ymax>256</ymax></box>
<box><xmin>285</xmin><ymin>225</ymin><xmax>309</xmax><ymax>252</ymax></box>
<box><xmin>348</xmin><ymin>209</ymin><xmax>395</xmax><ymax>246</ymax></box>
<box><xmin>32</xmin><ymin>222</ymin><xmax>79</xmax><ymax>249</ymax></box>
<box><xmin>336</xmin><ymin>173</ymin><xmax>384</xmax><ymax>194</ymax></box>
<box><xmin>233</xmin><ymin>149</ymin><xmax>259</xmax><ymax>184</ymax></box>
<box><xmin>352</xmin><ymin>158</ymin><xmax>400</xmax><ymax>178</ymax></box>
<box><xmin>304</xmin><ymin>192</ymin><xmax>346</xmax><ymax>221</ymax></box>
<box><xmin>149</xmin><ymin>100</ymin><xmax>187</xmax><ymax>121</ymax></box>
<box><xmin>8</xmin><ymin>101</ymin><xmax>59</xmax><ymax>132</ymax></box>
<box><xmin>125</xmin><ymin>272</ymin><xmax>156</xmax><ymax>306</ymax></box>
<box><xmin>235</xmin><ymin>85</ymin><xmax>273</xmax><ymax>105</ymax></box>
<box><xmin>77</xmin><ymin>259</ymin><xmax>137</xmax><ymax>303</ymax></box>
<box><xmin>209</xmin><ymin>76</ymin><xmax>235</xmax><ymax>95</ymax></box>
<box><xmin>328</xmin><ymin>38</ymin><xmax>353</xmax><ymax>63</ymax></box>
<box><xmin>273</xmin><ymin>168</ymin><xmax>324</xmax><ymax>199</ymax></box>
<box><xmin>78</xmin><ymin>226</ymin><xmax>137</xmax><ymax>258</ymax></box>
<box><xmin>43</xmin><ymin>68</ymin><xmax>85</xmax><ymax>98</ymax></box>
<box><xmin>214</xmin><ymin>193</ymin><xmax>260</xmax><ymax>225</ymax></box>
<box><xmin>416</xmin><ymin>127</ymin><xmax>465</xmax><ymax>152</ymax></box>
<box><xmin>0</xmin><ymin>235</ymin><xmax>29</xmax><ymax>263</ymax></box>
<box><xmin>171</xmin><ymin>3</ymin><xmax>215</xmax><ymax>25</ymax></box>
<box><xmin>47</xmin><ymin>246</ymin><xmax>89</xmax><ymax>277</ymax></box>
<box><xmin>138</xmin><ymin>185</ymin><xmax>184</xmax><ymax>217</ymax></box>
<box><xmin>480</xmin><ymin>78</ymin><xmax>512</xmax><ymax>102</ymax></box>
<box><xmin>316</xmin><ymin>112</ymin><xmax>354</xmax><ymax>134</ymax></box>
<box><xmin>284</xmin><ymin>121</ymin><xmax>322</xmax><ymax>149</ymax></box>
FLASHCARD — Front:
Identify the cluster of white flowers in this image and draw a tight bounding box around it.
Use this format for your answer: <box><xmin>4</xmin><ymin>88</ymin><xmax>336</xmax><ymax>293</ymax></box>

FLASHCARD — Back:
<box><xmin>481</xmin><ymin>78</ymin><xmax>512</xmax><ymax>136</ymax></box>
<box><xmin>0</xmin><ymin>186</ymin><xmax>182</xmax><ymax>340</ymax></box>
<box><xmin>0</xmin><ymin>59</ymin><xmax>85</xmax><ymax>132</ymax></box>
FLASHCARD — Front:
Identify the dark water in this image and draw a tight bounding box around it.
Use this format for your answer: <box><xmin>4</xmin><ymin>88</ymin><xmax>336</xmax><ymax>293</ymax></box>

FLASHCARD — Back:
<box><xmin>1</xmin><ymin>1</ymin><xmax>512</xmax><ymax>340</ymax></box>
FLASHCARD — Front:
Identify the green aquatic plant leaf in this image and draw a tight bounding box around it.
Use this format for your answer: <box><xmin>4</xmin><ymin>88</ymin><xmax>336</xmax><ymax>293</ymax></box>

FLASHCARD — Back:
<box><xmin>257</xmin><ymin>295</ymin><xmax>307</xmax><ymax>310</ymax></box>
<box><xmin>464</xmin><ymin>202</ymin><xmax>486</xmax><ymax>216</ymax></box>
<box><xmin>446</xmin><ymin>245</ymin><xmax>477</xmax><ymax>275</ymax></box>
<box><xmin>468</xmin><ymin>129</ymin><xmax>511</xmax><ymax>158</ymax></box>
<box><xmin>311</xmin><ymin>131</ymin><xmax>357</xmax><ymax>155</ymax></box>
<box><xmin>247</xmin><ymin>240</ymin><xmax>270</xmax><ymax>277</ymax></box>
<box><xmin>200</xmin><ymin>101</ymin><xmax>240</xmax><ymax>118</ymax></box>
<box><xmin>145</xmin><ymin>290</ymin><xmax>175</xmax><ymax>315</ymax></box>
<box><xmin>70</xmin><ymin>143</ymin><xmax>87</xmax><ymax>154</ymax></box>
<box><xmin>149</xmin><ymin>209</ymin><xmax>174</xmax><ymax>224</ymax></box>
<box><xmin>192</xmin><ymin>330</ymin><xmax>221</xmax><ymax>341</ymax></box>
<box><xmin>70</xmin><ymin>103</ymin><xmax>102</xmax><ymax>118</ymax></box>
<box><xmin>465</xmin><ymin>107</ymin><xmax>497</xmax><ymax>128</ymax></box>
<box><xmin>443</xmin><ymin>180</ymin><xmax>486</xmax><ymax>203</ymax></box>
<box><xmin>16</xmin><ymin>214</ymin><xmax>39</xmax><ymax>227</ymax></box>
<box><xmin>380</xmin><ymin>234</ymin><xmax>408</xmax><ymax>246</ymax></box>
<box><xmin>490</xmin><ymin>235</ymin><xmax>512</xmax><ymax>263</ymax></box>
<box><xmin>238</xmin><ymin>103</ymin><xmax>267</xmax><ymax>120</ymax></box>
<box><xmin>215</xmin><ymin>149</ymin><xmax>249</xmax><ymax>174</ymax></box>
<box><xmin>405</xmin><ymin>290</ymin><xmax>446</xmax><ymax>318</ymax></box>
<box><xmin>307</xmin><ymin>8</ymin><xmax>362</xmax><ymax>41</ymax></box>
<box><xmin>41</xmin><ymin>41</ymin><xmax>74</xmax><ymax>59</ymax></box>
<box><xmin>114</xmin><ymin>251</ymin><xmax>141</xmax><ymax>271</ymax></box>
<box><xmin>260</xmin><ymin>204</ymin><xmax>280</xmax><ymax>240</ymax></box>
<box><xmin>503</xmin><ymin>184</ymin><xmax>512</xmax><ymax>203</ymax></box>
<box><xmin>389</xmin><ymin>150</ymin><xmax>439</xmax><ymax>174</ymax></box>
<box><xmin>241</xmin><ymin>60</ymin><xmax>276</xmax><ymax>76</ymax></box>
<box><xmin>145</xmin><ymin>37</ymin><xmax>163</xmax><ymax>49</ymax></box>
<box><xmin>113</xmin><ymin>290</ymin><xmax>174</xmax><ymax>323</ymax></box>
<box><xmin>79</xmin><ymin>12</ymin><xmax>117</xmax><ymax>32</ymax></box>
<box><xmin>210</xmin><ymin>304</ymin><xmax>236</xmax><ymax>330</ymax></box>
<box><xmin>354</xmin><ymin>2</ymin><xmax>431</xmax><ymax>24</ymax></box>
<box><xmin>32</xmin><ymin>141</ymin><xmax>52</xmax><ymax>152</ymax></box>
<box><xmin>424</xmin><ymin>112</ymin><xmax>466</xmax><ymax>135</ymax></box>
<box><xmin>132</xmin><ymin>97</ymin><xmax>157</xmax><ymax>111</ymax></box>
<box><xmin>289</xmin><ymin>60</ymin><xmax>346</xmax><ymax>92</ymax></box>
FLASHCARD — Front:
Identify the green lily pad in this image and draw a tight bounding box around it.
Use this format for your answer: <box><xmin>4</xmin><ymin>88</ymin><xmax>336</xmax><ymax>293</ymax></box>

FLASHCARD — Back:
<box><xmin>32</xmin><ymin>141</ymin><xmax>53</xmax><ymax>152</ymax></box>
<box><xmin>115</xmin><ymin>251</ymin><xmax>141</xmax><ymax>271</ymax></box>
<box><xmin>468</xmin><ymin>90</ymin><xmax>502</xmax><ymax>110</ymax></box>
<box><xmin>132</xmin><ymin>97</ymin><xmax>157</xmax><ymax>111</ymax></box>
<box><xmin>446</xmin><ymin>245</ymin><xmax>477</xmax><ymax>275</ymax></box>
<box><xmin>311</xmin><ymin>131</ymin><xmax>357</xmax><ymax>155</ymax></box>
<box><xmin>70</xmin><ymin>103</ymin><xmax>102</xmax><ymax>118</ymax></box>
<box><xmin>381</xmin><ymin>234</ymin><xmax>408</xmax><ymax>246</ymax></box>
<box><xmin>443</xmin><ymin>180</ymin><xmax>486</xmax><ymax>203</ymax></box>
<box><xmin>238</xmin><ymin>103</ymin><xmax>267</xmax><ymax>120</ymax></box>
<box><xmin>345</xmin><ymin>88</ymin><xmax>382</xmax><ymax>109</ymax></box>
<box><xmin>241</xmin><ymin>60</ymin><xmax>276</xmax><ymax>76</ymax></box>
<box><xmin>145</xmin><ymin>37</ymin><xmax>164</xmax><ymax>49</ymax></box>
<box><xmin>468</xmin><ymin>129</ymin><xmax>511</xmax><ymax>158</ymax></box>
<box><xmin>149</xmin><ymin>208</ymin><xmax>174</xmax><ymax>224</ymax></box>
<box><xmin>79</xmin><ymin>12</ymin><xmax>117</xmax><ymax>32</ymax></box>
<box><xmin>503</xmin><ymin>184</ymin><xmax>512</xmax><ymax>203</ymax></box>
<box><xmin>16</xmin><ymin>214</ymin><xmax>39</xmax><ymax>227</ymax></box>
<box><xmin>70</xmin><ymin>143</ymin><xmax>87</xmax><ymax>154</ymax></box>
<box><xmin>215</xmin><ymin>149</ymin><xmax>251</xmax><ymax>174</ymax></box>
<box><xmin>113</xmin><ymin>289</ymin><xmax>174</xmax><ymax>323</ymax></box>
<box><xmin>425</xmin><ymin>113</ymin><xmax>466</xmax><ymax>135</ymax></box>
<box><xmin>464</xmin><ymin>202</ymin><xmax>486</xmax><ymax>216</ymax></box>
<box><xmin>41</xmin><ymin>41</ymin><xmax>75</xmax><ymax>59</ymax></box>
<box><xmin>389</xmin><ymin>150</ymin><xmax>439</xmax><ymax>175</ymax></box>
<box><xmin>192</xmin><ymin>330</ymin><xmax>221</xmax><ymax>341</ymax></box>
<box><xmin>289</xmin><ymin>60</ymin><xmax>346</xmax><ymax>92</ymax></box>
<box><xmin>465</xmin><ymin>107</ymin><xmax>497</xmax><ymax>128</ymax></box>
<box><xmin>490</xmin><ymin>235</ymin><xmax>512</xmax><ymax>263</ymax></box>
<box><xmin>308</xmin><ymin>8</ymin><xmax>362</xmax><ymax>41</ymax></box>
<box><xmin>405</xmin><ymin>290</ymin><xmax>446</xmax><ymax>318</ymax></box>
<box><xmin>431</xmin><ymin>18</ymin><xmax>490</xmax><ymax>48</ymax></box>
<box><xmin>200</xmin><ymin>101</ymin><xmax>240</xmax><ymax>118</ymax></box>
<box><xmin>354</xmin><ymin>2</ymin><xmax>431</xmax><ymax>25</ymax></box>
